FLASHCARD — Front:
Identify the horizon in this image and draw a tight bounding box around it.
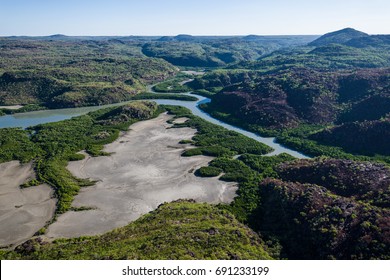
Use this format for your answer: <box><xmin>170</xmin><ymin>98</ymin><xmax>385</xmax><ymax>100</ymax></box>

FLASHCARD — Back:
<box><xmin>1</xmin><ymin>27</ymin><xmax>388</xmax><ymax>38</ymax></box>
<box><xmin>1</xmin><ymin>0</ymin><xmax>389</xmax><ymax>36</ymax></box>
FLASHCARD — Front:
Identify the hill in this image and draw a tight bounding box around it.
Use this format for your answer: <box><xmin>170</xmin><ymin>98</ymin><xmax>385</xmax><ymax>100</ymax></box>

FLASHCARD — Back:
<box><xmin>255</xmin><ymin>158</ymin><xmax>390</xmax><ymax>259</ymax></box>
<box><xmin>0</xmin><ymin>200</ymin><xmax>272</xmax><ymax>260</ymax></box>
<box><xmin>311</xmin><ymin>118</ymin><xmax>390</xmax><ymax>156</ymax></box>
<box><xmin>142</xmin><ymin>36</ymin><xmax>316</xmax><ymax>67</ymax></box>
<box><xmin>308</xmin><ymin>28</ymin><xmax>369</xmax><ymax>46</ymax></box>
<box><xmin>191</xmin><ymin>68</ymin><xmax>390</xmax><ymax>129</ymax></box>
<box><xmin>346</xmin><ymin>35</ymin><xmax>390</xmax><ymax>48</ymax></box>
<box><xmin>190</xmin><ymin>67</ymin><xmax>390</xmax><ymax>159</ymax></box>
<box><xmin>0</xmin><ymin>39</ymin><xmax>177</xmax><ymax>108</ymax></box>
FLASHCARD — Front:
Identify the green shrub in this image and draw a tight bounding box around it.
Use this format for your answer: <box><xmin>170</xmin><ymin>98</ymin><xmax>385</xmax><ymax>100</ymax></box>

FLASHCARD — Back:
<box><xmin>195</xmin><ymin>166</ymin><xmax>222</xmax><ymax>177</ymax></box>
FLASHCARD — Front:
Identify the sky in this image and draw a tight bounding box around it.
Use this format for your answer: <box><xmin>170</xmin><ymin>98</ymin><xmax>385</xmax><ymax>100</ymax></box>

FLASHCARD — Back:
<box><xmin>0</xmin><ymin>0</ymin><xmax>389</xmax><ymax>36</ymax></box>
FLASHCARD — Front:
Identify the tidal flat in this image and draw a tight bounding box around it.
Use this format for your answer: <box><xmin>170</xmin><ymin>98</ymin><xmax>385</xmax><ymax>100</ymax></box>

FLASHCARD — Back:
<box><xmin>45</xmin><ymin>113</ymin><xmax>237</xmax><ymax>238</ymax></box>
<box><xmin>0</xmin><ymin>161</ymin><xmax>56</xmax><ymax>247</ymax></box>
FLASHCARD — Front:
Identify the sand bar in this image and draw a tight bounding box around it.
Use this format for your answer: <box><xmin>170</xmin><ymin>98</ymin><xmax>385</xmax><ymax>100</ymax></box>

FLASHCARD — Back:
<box><xmin>0</xmin><ymin>161</ymin><xmax>56</xmax><ymax>247</ymax></box>
<box><xmin>0</xmin><ymin>105</ymin><xmax>23</xmax><ymax>110</ymax></box>
<box><xmin>46</xmin><ymin>113</ymin><xmax>237</xmax><ymax>238</ymax></box>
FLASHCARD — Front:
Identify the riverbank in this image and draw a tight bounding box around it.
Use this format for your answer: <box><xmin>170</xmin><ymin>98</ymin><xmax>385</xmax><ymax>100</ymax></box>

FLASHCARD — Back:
<box><xmin>45</xmin><ymin>113</ymin><xmax>237</xmax><ymax>239</ymax></box>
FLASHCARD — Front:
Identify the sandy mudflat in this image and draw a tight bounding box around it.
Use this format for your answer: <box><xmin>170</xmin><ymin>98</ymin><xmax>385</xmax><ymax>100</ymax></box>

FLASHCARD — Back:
<box><xmin>172</xmin><ymin>117</ymin><xmax>189</xmax><ymax>124</ymax></box>
<box><xmin>46</xmin><ymin>113</ymin><xmax>237</xmax><ymax>238</ymax></box>
<box><xmin>181</xmin><ymin>70</ymin><xmax>204</xmax><ymax>76</ymax></box>
<box><xmin>0</xmin><ymin>105</ymin><xmax>23</xmax><ymax>110</ymax></box>
<box><xmin>0</xmin><ymin>161</ymin><xmax>56</xmax><ymax>247</ymax></box>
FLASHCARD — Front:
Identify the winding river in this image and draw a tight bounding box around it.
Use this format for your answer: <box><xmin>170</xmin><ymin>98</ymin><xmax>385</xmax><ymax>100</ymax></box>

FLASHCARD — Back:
<box><xmin>0</xmin><ymin>84</ymin><xmax>309</xmax><ymax>158</ymax></box>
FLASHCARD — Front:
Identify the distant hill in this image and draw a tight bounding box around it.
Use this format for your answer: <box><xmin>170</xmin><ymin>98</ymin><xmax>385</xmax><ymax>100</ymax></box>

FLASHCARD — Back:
<box><xmin>48</xmin><ymin>34</ymin><xmax>67</xmax><ymax>38</ymax></box>
<box><xmin>158</xmin><ymin>34</ymin><xmax>196</xmax><ymax>42</ymax></box>
<box><xmin>243</xmin><ymin>35</ymin><xmax>266</xmax><ymax>41</ymax></box>
<box><xmin>309</xmin><ymin>28</ymin><xmax>369</xmax><ymax>46</ymax></box>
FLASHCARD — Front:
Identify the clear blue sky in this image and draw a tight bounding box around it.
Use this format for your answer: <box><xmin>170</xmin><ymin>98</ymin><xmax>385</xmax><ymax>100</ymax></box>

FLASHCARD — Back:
<box><xmin>0</xmin><ymin>0</ymin><xmax>389</xmax><ymax>36</ymax></box>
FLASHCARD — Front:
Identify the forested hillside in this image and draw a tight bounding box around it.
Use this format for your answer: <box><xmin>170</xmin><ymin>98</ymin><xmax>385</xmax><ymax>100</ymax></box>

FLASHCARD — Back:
<box><xmin>0</xmin><ymin>39</ymin><xmax>177</xmax><ymax>108</ymax></box>
<box><xmin>190</xmin><ymin>47</ymin><xmax>389</xmax><ymax>159</ymax></box>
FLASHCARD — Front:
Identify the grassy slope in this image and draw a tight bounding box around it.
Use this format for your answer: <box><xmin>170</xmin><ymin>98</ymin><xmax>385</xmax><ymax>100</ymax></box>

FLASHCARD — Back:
<box><xmin>0</xmin><ymin>200</ymin><xmax>272</xmax><ymax>260</ymax></box>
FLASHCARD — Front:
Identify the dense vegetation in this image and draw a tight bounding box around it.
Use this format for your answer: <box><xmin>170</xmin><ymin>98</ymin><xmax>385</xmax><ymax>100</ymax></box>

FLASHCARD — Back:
<box><xmin>164</xmin><ymin>105</ymin><xmax>272</xmax><ymax>157</ymax></box>
<box><xmin>311</xmin><ymin>118</ymin><xmax>390</xmax><ymax>156</ymax></box>
<box><xmin>0</xmin><ymin>39</ymin><xmax>177</xmax><ymax>109</ymax></box>
<box><xmin>276</xmin><ymin>158</ymin><xmax>390</xmax><ymax>208</ymax></box>
<box><xmin>0</xmin><ymin>200</ymin><xmax>272</xmax><ymax>260</ymax></box>
<box><xmin>151</xmin><ymin>73</ymin><xmax>192</xmax><ymax>93</ymax></box>
<box><xmin>142</xmin><ymin>35</ymin><xmax>317</xmax><ymax>67</ymax></box>
<box><xmin>255</xmin><ymin>158</ymin><xmax>390</xmax><ymax>259</ymax></box>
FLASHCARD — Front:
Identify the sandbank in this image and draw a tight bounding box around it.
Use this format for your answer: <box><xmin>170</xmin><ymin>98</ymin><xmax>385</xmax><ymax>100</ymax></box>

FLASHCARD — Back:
<box><xmin>46</xmin><ymin>113</ymin><xmax>237</xmax><ymax>238</ymax></box>
<box><xmin>0</xmin><ymin>161</ymin><xmax>56</xmax><ymax>247</ymax></box>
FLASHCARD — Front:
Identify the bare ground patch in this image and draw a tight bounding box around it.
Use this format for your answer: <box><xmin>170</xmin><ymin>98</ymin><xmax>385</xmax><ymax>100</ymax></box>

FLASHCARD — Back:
<box><xmin>46</xmin><ymin>113</ymin><xmax>237</xmax><ymax>238</ymax></box>
<box><xmin>0</xmin><ymin>161</ymin><xmax>56</xmax><ymax>247</ymax></box>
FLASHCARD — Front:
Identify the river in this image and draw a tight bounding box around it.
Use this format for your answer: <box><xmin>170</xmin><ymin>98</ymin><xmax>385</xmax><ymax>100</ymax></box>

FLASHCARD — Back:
<box><xmin>0</xmin><ymin>85</ymin><xmax>309</xmax><ymax>158</ymax></box>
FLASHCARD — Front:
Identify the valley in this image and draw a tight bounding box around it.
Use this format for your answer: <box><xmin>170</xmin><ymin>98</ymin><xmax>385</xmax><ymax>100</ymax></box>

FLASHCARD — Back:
<box><xmin>0</xmin><ymin>27</ymin><xmax>389</xmax><ymax>260</ymax></box>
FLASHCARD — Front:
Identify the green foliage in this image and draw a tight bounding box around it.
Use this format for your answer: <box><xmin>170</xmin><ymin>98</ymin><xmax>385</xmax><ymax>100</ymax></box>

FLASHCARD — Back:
<box><xmin>162</xmin><ymin>105</ymin><xmax>273</xmax><ymax>158</ymax></box>
<box><xmin>195</xmin><ymin>166</ymin><xmax>222</xmax><ymax>177</ymax></box>
<box><xmin>36</xmin><ymin>159</ymin><xmax>84</xmax><ymax>213</ymax></box>
<box><xmin>181</xmin><ymin>148</ymin><xmax>203</xmax><ymax>157</ymax></box>
<box><xmin>1</xmin><ymin>32</ymin><xmax>389</xmax><ymax>260</ymax></box>
<box><xmin>66</xmin><ymin>153</ymin><xmax>85</xmax><ymax>161</ymax></box>
<box><xmin>152</xmin><ymin>76</ymin><xmax>190</xmax><ymax>93</ymax></box>
<box><xmin>20</xmin><ymin>179</ymin><xmax>41</xmax><ymax>189</ymax></box>
<box><xmin>240</xmin><ymin>153</ymin><xmax>296</xmax><ymax>176</ymax></box>
<box><xmin>0</xmin><ymin>128</ymin><xmax>41</xmax><ymax>163</ymax></box>
<box><xmin>129</xmin><ymin>93</ymin><xmax>198</xmax><ymax>101</ymax></box>
<box><xmin>178</xmin><ymin>139</ymin><xmax>194</xmax><ymax>144</ymax></box>
<box><xmin>209</xmin><ymin>157</ymin><xmax>256</xmax><ymax>183</ymax></box>
<box><xmin>191</xmin><ymin>89</ymin><xmax>216</xmax><ymax>98</ymax></box>
<box><xmin>277</xmin><ymin>127</ymin><xmax>390</xmax><ymax>164</ymax></box>
<box><xmin>1</xmin><ymin>201</ymin><xmax>272</xmax><ymax>260</ymax></box>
